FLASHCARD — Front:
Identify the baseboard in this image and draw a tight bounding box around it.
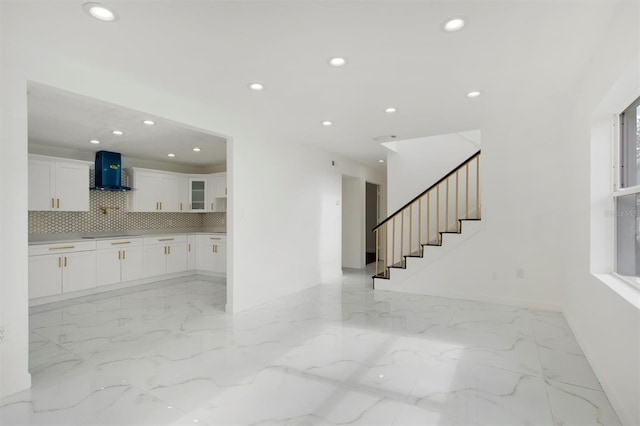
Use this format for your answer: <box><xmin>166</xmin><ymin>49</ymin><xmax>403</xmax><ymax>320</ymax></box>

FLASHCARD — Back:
<box><xmin>563</xmin><ymin>309</ymin><xmax>634</xmax><ymax>426</ymax></box>
<box><xmin>375</xmin><ymin>285</ymin><xmax>562</xmax><ymax>312</ymax></box>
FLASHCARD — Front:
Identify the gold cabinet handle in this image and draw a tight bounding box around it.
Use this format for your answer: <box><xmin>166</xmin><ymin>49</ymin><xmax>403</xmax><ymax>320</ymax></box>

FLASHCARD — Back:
<box><xmin>51</xmin><ymin>198</ymin><xmax>55</xmax><ymax>208</ymax></box>
<box><xmin>210</xmin><ymin>237</ymin><xmax>221</xmax><ymax>240</ymax></box>
<box><xmin>111</xmin><ymin>241</ymin><xmax>131</xmax><ymax>245</ymax></box>
<box><xmin>188</xmin><ymin>243</ymin><xmax>191</xmax><ymax>252</ymax></box>
<box><xmin>167</xmin><ymin>246</ymin><xmax>171</xmax><ymax>255</ymax></box>
<box><xmin>58</xmin><ymin>257</ymin><xmax>62</xmax><ymax>268</ymax></box>
<box><xmin>49</xmin><ymin>246</ymin><xmax>75</xmax><ymax>250</ymax></box>
<box><xmin>163</xmin><ymin>246</ymin><xmax>167</xmax><ymax>255</ymax></box>
<box><xmin>122</xmin><ymin>250</ymin><xmax>125</xmax><ymax>260</ymax></box>
<box><xmin>160</xmin><ymin>202</ymin><xmax>162</xmax><ymax>210</ymax></box>
<box><xmin>57</xmin><ymin>199</ymin><xmax>60</xmax><ymax>208</ymax></box>
<box><xmin>64</xmin><ymin>256</ymin><xmax>67</xmax><ymax>267</ymax></box>
<box><xmin>211</xmin><ymin>203</ymin><xmax>214</xmax><ymax>210</ymax></box>
<box><xmin>159</xmin><ymin>238</ymin><xmax>174</xmax><ymax>241</ymax></box>
<box><xmin>180</xmin><ymin>202</ymin><xmax>183</xmax><ymax>211</ymax></box>
<box><xmin>118</xmin><ymin>250</ymin><xmax>121</xmax><ymax>260</ymax></box>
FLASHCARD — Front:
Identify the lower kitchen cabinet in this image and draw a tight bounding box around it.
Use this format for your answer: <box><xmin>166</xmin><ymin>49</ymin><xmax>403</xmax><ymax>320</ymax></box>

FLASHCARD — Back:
<box><xmin>143</xmin><ymin>235</ymin><xmax>188</xmax><ymax>278</ymax></box>
<box><xmin>96</xmin><ymin>239</ymin><xmax>144</xmax><ymax>286</ymax></box>
<box><xmin>196</xmin><ymin>235</ymin><xmax>226</xmax><ymax>273</ymax></box>
<box><xmin>28</xmin><ymin>255</ymin><xmax>63</xmax><ymax>299</ymax></box>
<box><xmin>28</xmin><ymin>232</ymin><xmax>226</xmax><ymax>303</ymax></box>
<box><xmin>187</xmin><ymin>235</ymin><xmax>197</xmax><ymax>270</ymax></box>
<box><xmin>28</xmin><ymin>241</ymin><xmax>97</xmax><ymax>299</ymax></box>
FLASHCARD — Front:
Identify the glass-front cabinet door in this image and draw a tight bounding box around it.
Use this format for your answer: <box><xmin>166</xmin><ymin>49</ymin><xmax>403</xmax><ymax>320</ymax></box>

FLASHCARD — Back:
<box><xmin>189</xmin><ymin>178</ymin><xmax>206</xmax><ymax>211</ymax></box>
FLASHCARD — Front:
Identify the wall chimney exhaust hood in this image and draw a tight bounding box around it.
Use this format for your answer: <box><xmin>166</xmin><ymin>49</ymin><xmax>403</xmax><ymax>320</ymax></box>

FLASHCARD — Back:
<box><xmin>91</xmin><ymin>150</ymin><xmax>132</xmax><ymax>191</ymax></box>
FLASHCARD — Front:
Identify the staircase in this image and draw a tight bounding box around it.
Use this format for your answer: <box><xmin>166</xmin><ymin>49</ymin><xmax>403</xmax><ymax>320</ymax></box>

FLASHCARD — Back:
<box><xmin>372</xmin><ymin>150</ymin><xmax>481</xmax><ymax>287</ymax></box>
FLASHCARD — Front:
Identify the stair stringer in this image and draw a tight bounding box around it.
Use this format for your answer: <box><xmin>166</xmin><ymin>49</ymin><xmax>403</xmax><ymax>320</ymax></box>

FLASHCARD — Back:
<box><xmin>374</xmin><ymin>217</ymin><xmax>485</xmax><ymax>291</ymax></box>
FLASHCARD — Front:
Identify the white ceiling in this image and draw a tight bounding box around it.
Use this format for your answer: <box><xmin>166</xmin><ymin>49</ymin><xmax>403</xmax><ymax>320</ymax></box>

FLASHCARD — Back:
<box><xmin>27</xmin><ymin>83</ymin><xmax>227</xmax><ymax>167</ymax></box>
<box><xmin>7</xmin><ymin>0</ymin><xmax>628</xmax><ymax>166</ymax></box>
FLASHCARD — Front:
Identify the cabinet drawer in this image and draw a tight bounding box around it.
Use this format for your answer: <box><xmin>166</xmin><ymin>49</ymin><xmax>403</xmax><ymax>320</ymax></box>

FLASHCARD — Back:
<box><xmin>195</xmin><ymin>234</ymin><xmax>227</xmax><ymax>244</ymax></box>
<box><xmin>29</xmin><ymin>240</ymin><xmax>96</xmax><ymax>256</ymax></box>
<box><xmin>96</xmin><ymin>238</ymin><xmax>143</xmax><ymax>250</ymax></box>
<box><xmin>143</xmin><ymin>234</ymin><xmax>187</xmax><ymax>245</ymax></box>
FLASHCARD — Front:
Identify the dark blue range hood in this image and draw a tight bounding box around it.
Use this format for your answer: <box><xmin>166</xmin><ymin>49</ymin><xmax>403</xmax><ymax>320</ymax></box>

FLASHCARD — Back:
<box><xmin>91</xmin><ymin>150</ymin><xmax>132</xmax><ymax>191</ymax></box>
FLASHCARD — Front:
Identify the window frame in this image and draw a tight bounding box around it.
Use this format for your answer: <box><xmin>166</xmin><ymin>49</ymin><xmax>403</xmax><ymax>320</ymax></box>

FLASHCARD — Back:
<box><xmin>613</xmin><ymin>96</ymin><xmax>640</xmax><ymax>290</ymax></box>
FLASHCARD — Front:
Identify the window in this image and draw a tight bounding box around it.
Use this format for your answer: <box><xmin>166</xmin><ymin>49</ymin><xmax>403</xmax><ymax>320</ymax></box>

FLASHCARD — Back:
<box><xmin>620</xmin><ymin>97</ymin><xmax>640</xmax><ymax>188</ymax></box>
<box><xmin>615</xmin><ymin>96</ymin><xmax>640</xmax><ymax>285</ymax></box>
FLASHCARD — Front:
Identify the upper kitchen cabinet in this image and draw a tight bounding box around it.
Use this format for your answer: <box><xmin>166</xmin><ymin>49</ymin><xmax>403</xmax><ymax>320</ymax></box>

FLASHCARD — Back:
<box><xmin>28</xmin><ymin>155</ymin><xmax>90</xmax><ymax>211</ymax></box>
<box><xmin>207</xmin><ymin>173</ymin><xmax>227</xmax><ymax>212</ymax></box>
<box><xmin>127</xmin><ymin>168</ymin><xmax>182</xmax><ymax>212</ymax></box>
<box><xmin>189</xmin><ymin>177</ymin><xmax>207</xmax><ymax>211</ymax></box>
<box><xmin>212</xmin><ymin>173</ymin><xmax>227</xmax><ymax>198</ymax></box>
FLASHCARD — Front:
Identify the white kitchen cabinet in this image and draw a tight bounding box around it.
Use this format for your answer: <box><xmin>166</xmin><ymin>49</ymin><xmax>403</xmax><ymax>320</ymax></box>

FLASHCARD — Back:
<box><xmin>142</xmin><ymin>235</ymin><xmax>188</xmax><ymax>278</ymax></box>
<box><xmin>206</xmin><ymin>176</ymin><xmax>216</xmax><ymax>212</ymax></box>
<box><xmin>28</xmin><ymin>255</ymin><xmax>62</xmax><ymax>299</ymax></box>
<box><xmin>163</xmin><ymin>174</ymin><xmax>182</xmax><ymax>212</ymax></box>
<box><xmin>143</xmin><ymin>244</ymin><xmax>167</xmax><ymax>277</ymax></box>
<box><xmin>195</xmin><ymin>234</ymin><xmax>226</xmax><ymax>274</ymax></box>
<box><xmin>179</xmin><ymin>176</ymin><xmax>190</xmax><ymax>212</ymax></box>
<box><xmin>96</xmin><ymin>238</ymin><xmax>144</xmax><ymax>286</ymax></box>
<box><xmin>28</xmin><ymin>241</ymin><xmax>97</xmax><ymax>299</ymax></box>
<box><xmin>213</xmin><ymin>173</ymin><xmax>227</xmax><ymax>198</ymax></box>
<box><xmin>187</xmin><ymin>235</ymin><xmax>197</xmax><ymax>270</ymax></box>
<box><xmin>128</xmin><ymin>168</ymin><xmax>183</xmax><ymax>212</ymax></box>
<box><xmin>166</xmin><ymin>241</ymin><xmax>188</xmax><ymax>274</ymax></box>
<box><xmin>62</xmin><ymin>251</ymin><xmax>98</xmax><ymax>293</ymax></box>
<box><xmin>206</xmin><ymin>173</ymin><xmax>227</xmax><ymax>212</ymax></box>
<box><xmin>28</xmin><ymin>155</ymin><xmax>90</xmax><ymax>211</ymax></box>
<box><xmin>189</xmin><ymin>178</ymin><xmax>207</xmax><ymax>211</ymax></box>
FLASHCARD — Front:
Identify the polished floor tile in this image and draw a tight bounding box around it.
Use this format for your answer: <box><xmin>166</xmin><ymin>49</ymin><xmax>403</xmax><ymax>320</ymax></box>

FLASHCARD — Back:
<box><xmin>0</xmin><ymin>269</ymin><xmax>620</xmax><ymax>425</ymax></box>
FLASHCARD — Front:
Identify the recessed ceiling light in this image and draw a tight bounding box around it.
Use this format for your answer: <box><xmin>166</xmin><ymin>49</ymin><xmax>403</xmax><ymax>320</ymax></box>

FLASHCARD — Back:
<box><xmin>82</xmin><ymin>2</ymin><xmax>117</xmax><ymax>22</ymax></box>
<box><xmin>89</xmin><ymin>139</ymin><xmax>100</xmax><ymax>144</ymax></box>
<box><xmin>378</xmin><ymin>159</ymin><xmax>385</xmax><ymax>163</ymax></box>
<box><xmin>466</xmin><ymin>90</ymin><xmax>482</xmax><ymax>98</ymax></box>
<box><xmin>193</xmin><ymin>147</ymin><xmax>201</xmax><ymax>152</ymax></box>
<box><xmin>112</xmin><ymin>130</ymin><xmax>124</xmax><ymax>136</ymax></box>
<box><xmin>249</xmin><ymin>83</ymin><xmax>264</xmax><ymax>91</ymax></box>
<box><xmin>384</xmin><ymin>107</ymin><xmax>397</xmax><ymax>113</ymax></box>
<box><xmin>322</xmin><ymin>120</ymin><xmax>333</xmax><ymax>127</ymax></box>
<box><xmin>443</xmin><ymin>17</ymin><xmax>467</xmax><ymax>32</ymax></box>
<box><xmin>167</xmin><ymin>153</ymin><xmax>175</xmax><ymax>157</ymax></box>
<box><xmin>142</xmin><ymin>120</ymin><xmax>155</xmax><ymax>126</ymax></box>
<box><xmin>328</xmin><ymin>57</ymin><xmax>347</xmax><ymax>67</ymax></box>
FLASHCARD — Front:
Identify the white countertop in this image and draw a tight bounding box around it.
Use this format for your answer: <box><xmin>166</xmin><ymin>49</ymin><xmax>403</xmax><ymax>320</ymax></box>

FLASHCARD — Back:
<box><xmin>29</xmin><ymin>228</ymin><xmax>227</xmax><ymax>245</ymax></box>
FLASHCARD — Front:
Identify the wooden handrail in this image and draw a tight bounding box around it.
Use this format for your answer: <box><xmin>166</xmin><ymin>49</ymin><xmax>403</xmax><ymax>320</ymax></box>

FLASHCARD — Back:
<box><xmin>373</xmin><ymin>150</ymin><xmax>481</xmax><ymax>231</ymax></box>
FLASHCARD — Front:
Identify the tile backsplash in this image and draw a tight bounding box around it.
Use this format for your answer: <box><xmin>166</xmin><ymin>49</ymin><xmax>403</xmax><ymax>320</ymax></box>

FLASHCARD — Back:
<box><xmin>29</xmin><ymin>189</ymin><xmax>225</xmax><ymax>234</ymax></box>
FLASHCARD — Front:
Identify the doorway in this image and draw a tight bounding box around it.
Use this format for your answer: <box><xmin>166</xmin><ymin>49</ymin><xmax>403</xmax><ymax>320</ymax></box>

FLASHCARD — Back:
<box><xmin>365</xmin><ymin>182</ymin><xmax>381</xmax><ymax>264</ymax></box>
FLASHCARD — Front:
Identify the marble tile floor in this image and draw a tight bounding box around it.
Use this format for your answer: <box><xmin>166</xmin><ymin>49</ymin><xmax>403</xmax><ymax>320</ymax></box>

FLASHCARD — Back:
<box><xmin>0</xmin><ymin>268</ymin><xmax>620</xmax><ymax>426</ymax></box>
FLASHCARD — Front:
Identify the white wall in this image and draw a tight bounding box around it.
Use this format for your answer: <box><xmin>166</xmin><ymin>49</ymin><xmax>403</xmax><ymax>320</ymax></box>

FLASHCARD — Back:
<box><xmin>387</xmin><ymin>132</ymin><xmax>480</xmax><ymax>213</ymax></box>
<box><xmin>0</xmin><ymin>10</ymin><xmax>385</xmax><ymax>398</ymax></box>
<box><xmin>0</xmin><ymin>46</ymin><xmax>32</xmax><ymax>398</ymax></box>
<box><xmin>381</xmin><ymin>103</ymin><xmax>569</xmax><ymax>310</ymax></box>
<box><xmin>342</xmin><ymin>176</ymin><xmax>364</xmax><ymax>269</ymax></box>
<box><xmin>563</xmin><ymin>53</ymin><xmax>640</xmax><ymax>426</ymax></box>
<box><xmin>380</xmin><ymin>6</ymin><xmax>640</xmax><ymax>424</ymax></box>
